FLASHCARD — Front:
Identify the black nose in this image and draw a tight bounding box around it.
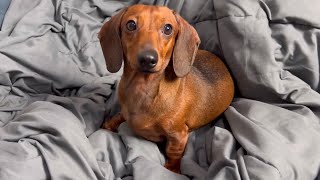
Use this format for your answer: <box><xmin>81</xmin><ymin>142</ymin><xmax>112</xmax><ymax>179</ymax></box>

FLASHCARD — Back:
<box><xmin>137</xmin><ymin>50</ymin><xmax>158</xmax><ymax>72</ymax></box>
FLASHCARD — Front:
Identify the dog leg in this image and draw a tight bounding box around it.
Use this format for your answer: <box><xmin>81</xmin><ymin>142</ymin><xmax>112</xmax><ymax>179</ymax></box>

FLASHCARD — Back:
<box><xmin>102</xmin><ymin>113</ymin><xmax>125</xmax><ymax>132</ymax></box>
<box><xmin>164</xmin><ymin>124</ymin><xmax>189</xmax><ymax>173</ymax></box>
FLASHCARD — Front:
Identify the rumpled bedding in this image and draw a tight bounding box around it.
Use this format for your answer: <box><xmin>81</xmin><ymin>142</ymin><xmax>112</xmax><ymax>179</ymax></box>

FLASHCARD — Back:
<box><xmin>0</xmin><ymin>0</ymin><xmax>320</xmax><ymax>179</ymax></box>
<box><xmin>0</xmin><ymin>0</ymin><xmax>10</xmax><ymax>30</ymax></box>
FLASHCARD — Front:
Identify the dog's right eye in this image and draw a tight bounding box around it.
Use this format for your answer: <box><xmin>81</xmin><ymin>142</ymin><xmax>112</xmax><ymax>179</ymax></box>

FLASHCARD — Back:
<box><xmin>126</xmin><ymin>20</ymin><xmax>137</xmax><ymax>31</ymax></box>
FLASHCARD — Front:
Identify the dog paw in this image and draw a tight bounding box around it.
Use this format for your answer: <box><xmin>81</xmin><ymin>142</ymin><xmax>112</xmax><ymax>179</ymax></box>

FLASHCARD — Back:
<box><xmin>101</xmin><ymin>113</ymin><xmax>125</xmax><ymax>132</ymax></box>
<box><xmin>164</xmin><ymin>162</ymin><xmax>181</xmax><ymax>174</ymax></box>
<box><xmin>102</xmin><ymin>122</ymin><xmax>116</xmax><ymax>132</ymax></box>
<box><xmin>101</xmin><ymin>120</ymin><xmax>118</xmax><ymax>132</ymax></box>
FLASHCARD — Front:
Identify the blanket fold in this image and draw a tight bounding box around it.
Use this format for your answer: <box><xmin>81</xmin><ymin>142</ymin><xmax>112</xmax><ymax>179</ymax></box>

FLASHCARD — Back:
<box><xmin>0</xmin><ymin>0</ymin><xmax>319</xmax><ymax>179</ymax></box>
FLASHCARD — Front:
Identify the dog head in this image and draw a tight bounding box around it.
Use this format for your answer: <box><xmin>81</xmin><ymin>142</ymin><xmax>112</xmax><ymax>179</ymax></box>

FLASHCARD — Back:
<box><xmin>99</xmin><ymin>4</ymin><xmax>200</xmax><ymax>77</ymax></box>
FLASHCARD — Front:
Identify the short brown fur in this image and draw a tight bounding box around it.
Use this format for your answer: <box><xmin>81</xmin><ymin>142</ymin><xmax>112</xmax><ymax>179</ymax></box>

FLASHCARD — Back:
<box><xmin>99</xmin><ymin>4</ymin><xmax>234</xmax><ymax>173</ymax></box>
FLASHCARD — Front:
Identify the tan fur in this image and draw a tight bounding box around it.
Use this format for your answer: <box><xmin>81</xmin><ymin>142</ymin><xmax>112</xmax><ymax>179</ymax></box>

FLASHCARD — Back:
<box><xmin>100</xmin><ymin>4</ymin><xmax>234</xmax><ymax>173</ymax></box>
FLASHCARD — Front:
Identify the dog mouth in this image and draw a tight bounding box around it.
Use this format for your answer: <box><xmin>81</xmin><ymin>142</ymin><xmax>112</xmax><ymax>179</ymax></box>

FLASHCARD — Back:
<box><xmin>139</xmin><ymin>69</ymin><xmax>158</xmax><ymax>74</ymax></box>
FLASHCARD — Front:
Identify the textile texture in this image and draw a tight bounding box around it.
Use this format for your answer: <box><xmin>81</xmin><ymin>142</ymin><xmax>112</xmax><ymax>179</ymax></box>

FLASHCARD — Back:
<box><xmin>0</xmin><ymin>0</ymin><xmax>319</xmax><ymax>179</ymax></box>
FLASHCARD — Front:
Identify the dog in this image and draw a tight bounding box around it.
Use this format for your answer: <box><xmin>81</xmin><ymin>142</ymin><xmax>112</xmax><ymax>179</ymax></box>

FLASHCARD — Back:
<box><xmin>99</xmin><ymin>4</ymin><xmax>234</xmax><ymax>173</ymax></box>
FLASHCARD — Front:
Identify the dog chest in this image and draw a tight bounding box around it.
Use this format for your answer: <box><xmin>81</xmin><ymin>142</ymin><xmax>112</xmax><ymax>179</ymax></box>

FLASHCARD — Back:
<box><xmin>127</xmin><ymin>115</ymin><xmax>165</xmax><ymax>142</ymax></box>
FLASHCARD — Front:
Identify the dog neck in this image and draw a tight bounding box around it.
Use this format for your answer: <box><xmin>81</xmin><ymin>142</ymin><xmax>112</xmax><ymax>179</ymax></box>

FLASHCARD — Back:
<box><xmin>119</xmin><ymin>63</ymin><xmax>184</xmax><ymax>110</ymax></box>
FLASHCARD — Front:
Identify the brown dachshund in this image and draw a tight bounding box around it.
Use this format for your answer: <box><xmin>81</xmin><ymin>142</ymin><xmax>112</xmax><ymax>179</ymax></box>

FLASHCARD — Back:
<box><xmin>99</xmin><ymin>4</ymin><xmax>234</xmax><ymax>173</ymax></box>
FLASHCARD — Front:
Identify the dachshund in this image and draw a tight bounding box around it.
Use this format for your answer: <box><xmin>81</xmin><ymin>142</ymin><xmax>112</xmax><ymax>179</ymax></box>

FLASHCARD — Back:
<box><xmin>99</xmin><ymin>4</ymin><xmax>234</xmax><ymax>173</ymax></box>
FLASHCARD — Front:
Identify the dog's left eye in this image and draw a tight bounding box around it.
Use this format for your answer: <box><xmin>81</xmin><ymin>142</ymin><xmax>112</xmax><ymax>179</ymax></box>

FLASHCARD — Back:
<box><xmin>163</xmin><ymin>24</ymin><xmax>173</xmax><ymax>35</ymax></box>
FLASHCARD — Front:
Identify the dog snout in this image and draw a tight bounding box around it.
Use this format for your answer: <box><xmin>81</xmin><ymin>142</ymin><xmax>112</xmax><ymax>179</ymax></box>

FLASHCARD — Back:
<box><xmin>137</xmin><ymin>50</ymin><xmax>158</xmax><ymax>72</ymax></box>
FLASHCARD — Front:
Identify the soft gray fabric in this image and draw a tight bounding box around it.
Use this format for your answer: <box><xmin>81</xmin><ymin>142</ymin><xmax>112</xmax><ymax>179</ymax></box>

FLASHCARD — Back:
<box><xmin>0</xmin><ymin>0</ymin><xmax>320</xmax><ymax>179</ymax></box>
<box><xmin>0</xmin><ymin>0</ymin><xmax>11</xmax><ymax>30</ymax></box>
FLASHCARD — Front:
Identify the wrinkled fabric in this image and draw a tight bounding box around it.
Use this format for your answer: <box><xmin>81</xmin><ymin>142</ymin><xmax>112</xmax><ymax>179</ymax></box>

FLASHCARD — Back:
<box><xmin>0</xmin><ymin>0</ymin><xmax>11</xmax><ymax>30</ymax></box>
<box><xmin>0</xmin><ymin>0</ymin><xmax>320</xmax><ymax>179</ymax></box>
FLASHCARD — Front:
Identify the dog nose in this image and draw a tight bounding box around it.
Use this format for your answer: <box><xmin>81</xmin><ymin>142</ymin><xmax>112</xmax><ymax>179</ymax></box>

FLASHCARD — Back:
<box><xmin>137</xmin><ymin>50</ymin><xmax>158</xmax><ymax>71</ymax></box>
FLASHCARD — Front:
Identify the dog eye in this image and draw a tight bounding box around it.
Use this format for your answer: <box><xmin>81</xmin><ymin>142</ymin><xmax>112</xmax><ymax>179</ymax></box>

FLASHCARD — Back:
<box><xmin>126</xmin><ymin>20</ymin><xmax>137</xmax><ymax>31</ymax></box>
<box><xmin>163</xmin><ymin>24</ymin><xmax>173</xmax><ymax>35</ymax></box>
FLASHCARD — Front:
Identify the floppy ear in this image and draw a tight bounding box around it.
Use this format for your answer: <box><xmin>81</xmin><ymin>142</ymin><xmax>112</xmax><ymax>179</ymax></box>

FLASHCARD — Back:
<box><xmin>99</xmin><ymin>8</ymin><xmax>127</xmax><ymax>73</ymax></box>
<box><xmin>173</xmin><ymin>13</ymin><xmax>200</xmax><ymax>77</ymax></box>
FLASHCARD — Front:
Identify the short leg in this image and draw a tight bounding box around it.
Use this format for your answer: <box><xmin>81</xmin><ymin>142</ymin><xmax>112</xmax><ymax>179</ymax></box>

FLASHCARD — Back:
<box><xmin>102</xmin><ymin>113</ymin><xmax>125</xmax><ymax>132</ymax></box>
<box><xmin>164</xmin><ymin>125</ymin><xmax>189</xmax><ymax>173</ymax></box>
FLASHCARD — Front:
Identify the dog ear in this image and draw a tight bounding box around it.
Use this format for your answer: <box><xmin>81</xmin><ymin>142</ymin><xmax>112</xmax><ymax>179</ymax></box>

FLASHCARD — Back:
<box><xmin>99</xmin><ymin>8</ymin><xmax>127</xmax><ymax>73</ymax></box>
<box><xmin>173</xmin><ymin>13</ymin><xmax>200</xmax><ymax>78</ymax></box>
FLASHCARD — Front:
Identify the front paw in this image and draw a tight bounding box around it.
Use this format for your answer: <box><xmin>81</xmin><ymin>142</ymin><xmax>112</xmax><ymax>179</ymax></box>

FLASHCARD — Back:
<box><xmin>164</xmin><ymin>161</ymin><xmax>181</xmax><ymax>174</ymax></box>
<box><xmin>101</xmin><ymin>113</ymin><xmax>125</xmax><ymax>132</ymax></box>
<box><xmin>102</xmin><ymin>120</ymin><xmax>118</xmax><ymax>132</ymax></box>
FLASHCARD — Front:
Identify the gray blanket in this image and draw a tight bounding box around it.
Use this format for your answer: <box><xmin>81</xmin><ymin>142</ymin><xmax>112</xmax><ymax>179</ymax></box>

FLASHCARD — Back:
<box><xmin>1</xmin><ymin>0</ymin><xmax>320</xmax><ymax>179</ymax></box>
<box><xmin>0</xmin><ymin>0</ymin><xmax>10</xmax><ymax>29</ymax></box>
